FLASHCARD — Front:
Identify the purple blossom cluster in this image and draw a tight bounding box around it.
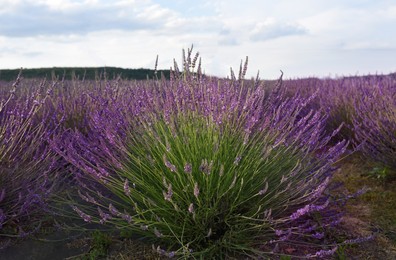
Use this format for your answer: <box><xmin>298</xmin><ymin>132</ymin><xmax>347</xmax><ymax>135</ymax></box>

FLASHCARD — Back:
<box><xmin>353</xmin><ymin>78</ymin><xmax>396</xmax><ymax>170</ymax></box>
<box><xmin>0</xmin><ymin>75</ymin><xmax>65</xmax><ymax>240</ymax></box>
<box><xmin>283</xmin><ymin>74</ymin><xmax>396</xmax><ymax>173</ymax></box>
<box><xmin>283</xmin><ymin>75</ymin><xmax>395</xmax><ymax>145</ymax></box>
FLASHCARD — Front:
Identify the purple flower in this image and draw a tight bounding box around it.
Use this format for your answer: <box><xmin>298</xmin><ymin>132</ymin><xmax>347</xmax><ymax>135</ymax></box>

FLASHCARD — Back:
<box><xmin>310</xmin><ymin>177</ymin><xmax>330</xmax><ymax>199</ymax></box>
<box><xmin>199</xmin><ymin>159</ymin><xmax>212</xmax><ymax>175</ymax></box>
<box><xmin>258</xmin><ymin>182</ymin><xmax>268</xmax><ymax>195</ymax></box>
<box><xmin>233</xmin><ymin>156</ymin><xmax>241</xmax><ymax>165</ymax></box>
<box><xmin>155</xmin><ymin>245</ymin><xmax>166</xmax><ymax>255</ymax></box>
<box><xmin>184</xmin><ymin>162</ymin><xmax>192</xmax><ymax>174</ymax></box>
<box><xmin>263</xmin><ymin>208</ymin><xmax>272</xmax><ymax>219</ymax></box>
<box><xmin>275</xmin><ymin>229</ymin><xmax>284</xmax><ymax>236</ymax></box>
<box><xmin>275</xmin><ymin>229</ymin><xmax>292</xmax><ymax>241</ymax></box>
<box><xmin>290</xmin><ymin>204</ymin><xmax>310</xmax><ymax>220</ymax></box>
<box><xmin>290</xmin><ymin>199</ymin><xmax>330</xmax><ymax>220</ymax></box>
<box><xmin>109</xmin><ymin>203</ymin><xmax>121</xmax><ymax>216</ymax></box>
<box><xmin>193</xmin><ymin>182</ymin><xmax>200</xmax><ymax>198</ymax></box>
<box><xmin>163</xmin><ymin>154</ymin><xmax>177</xmax><ymax>172</ymax></box>
<box><xmin>98</xmin><ymin>167</ymin><xmax>109</xmax><ymax>177</ymax></box>
<box><xmin>343</xmin><ymin>234</ymin><xmax>374</xmax><ymax>244</ymax></box>
<box><xmin>188</xmin><ymin>203</ymin><xmax>194</xmax><ymax>214</ymax></box>
<box><xmin>154</xmin><ymin>227</ymin><xmax>163</xmax><ymax>238</ymax></box>
<box><xmin>78</xmin><ymin>190</ymin><xmax>97</xmax><ymax>204</ymax></box>
<box><xmin>71</xmin><ymin>205</ymin><xmax>92</xmax><ymax>223</ymax></box>
<box><xmin>306</xmin><ymin>246</ymin><xmax>338</xmax><ymax>258</ymax></box>
<box><xmin>312</xmin><ymin>232</ymin><xmax>325</xmax><ymax>240</ymax></box>
<box><xmin>123</xmin><ymin>178</ymin><xmax>131</xmax><ymax>196</ymax></box>
<box><xmin>163</xmin><ymin>184</ymin><xmax>173</xmax><ymax>201</ymax></box>
<box><xmin>121</xmin><ymin>212</ymin><xmax>133</xmax><ymax>223</ymax></box>
<box><xmin>98</xmin><ymin>207</ymin><xmax>112</xmax><ymax>224</ymax></box>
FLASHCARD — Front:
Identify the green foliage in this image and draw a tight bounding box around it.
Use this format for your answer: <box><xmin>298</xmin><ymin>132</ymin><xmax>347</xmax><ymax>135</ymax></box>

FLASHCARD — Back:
<box><xmin>368</xmin><ymin>166</ymin><xmax>389</xmax><ymax>181</ymax></box>
<box><xmin>81</xmin><ymin>231</ymin><xmax>112</xmax><ymax>260</ymax></box>
<box><xmin>119</xmin><ymin>229</ymin><xmax>134</xmax><ymax>239</ymax></box>
<box><xmin>335</xmin><ymin>244</ymin><xmax>348</xmax><ymax>260</ymax></box>
<box><xmin>84</xmin><ymin>111</ymin><xmax>327</xmax><ymax>258</ymax></box>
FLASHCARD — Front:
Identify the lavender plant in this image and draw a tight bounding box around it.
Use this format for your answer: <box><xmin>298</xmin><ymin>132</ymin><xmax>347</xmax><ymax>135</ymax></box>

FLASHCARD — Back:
<box><xmin>283</xmin><ymin>74</ymin><xmax>395</xmax><ymax>147</ymax></box>
<box><xmin>53</xmin><ymin>50</ymin><xmax>349</xmax><ymax>258</ymax></box>
<box><xmin>283</xmin><ymin>77</ymin><xmax>356</xmax><ymax>144</ymax></box>
<box><xmin>0</xmin><ymin>74</ymin><xmax>63</xmax><ymax>245</ymax></box>
<box><xmin>353</xmin><ymin>79</ymin><xmax>396</xmax><ymax>172</ymax></box>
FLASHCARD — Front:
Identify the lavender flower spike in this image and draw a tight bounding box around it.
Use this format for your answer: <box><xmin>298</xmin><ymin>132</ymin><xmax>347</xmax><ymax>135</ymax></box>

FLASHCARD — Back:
<box><xmin>188</xmin><ymin>203</ymin><xmax>194</xmax><ymax>214</ymax></box>
<box><xmin>163</xmin><ymin>184</ymin><xmax>173</xmax><ymax>201</ymax></box>
<box><xmin>193</xmin><ymin>183</ymin><xmax>200</xmax><ymax>198</ymax></box>
<box><xmin>306</xmin><ymin>246</ymin><xmax>338</xmax><ymax>258</ymax></box>
<box><xmin>290</xmin><ymin>204</ymin><xmax>310</xmax><ymax>220</ymax></box>
<box><xmin>184</xmin><ymin>162</ymin><xmax>192</xmax><ymax>174</ymax></box>
<box><xmin>199</xmin><ymin>159</ymin><xmax>212</xmax><ymax>175</ymax></box>
<box><xmin>71</xmin><ymin>205</ymin><xmax>92</xmax><ymax>223</ymax></box>
<box><xmin>154</xmin><ymin>227</ymin><xmax>163</xmax><ymax>238</ymax></box>
<box><xmin>124</xmin><ymin>178</ymin><xmax>131</xmax><ymax>196</ymax></box>
<box><xmin>98</xmin><ymin>207</ymin><xmax>112</xmax><ymax>224</ymax></box>
<box><xmin>163</xmin><ymin>154</ymin><xmax>177</xmax><ymax>172</ymax></box>
<box><xmin>258</xmin><ymin>182</ymin><xmax>269</xmax><ymax>195</ymax></box>
<box><xmin>121</xmin><ymin>212</ymin><xmax>133</xmax><ymax>223</ymax></box>
<box><xmin>109</xmin><ymin>203</ymin><xmax>121</xmax><ymax>216</ymax></box>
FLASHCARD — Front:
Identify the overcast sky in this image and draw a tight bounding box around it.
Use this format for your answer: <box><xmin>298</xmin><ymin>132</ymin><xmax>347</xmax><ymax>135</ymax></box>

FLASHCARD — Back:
<box><xmin>1</xmin><ymin>0</ymin><xmax>395</xmax><ymax>79</ymax></box>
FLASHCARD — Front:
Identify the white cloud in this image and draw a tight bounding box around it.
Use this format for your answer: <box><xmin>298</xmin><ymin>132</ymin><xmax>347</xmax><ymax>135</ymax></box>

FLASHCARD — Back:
<box><xmin>249</xmin><ymin>18</ymin><xmax>306</xmax><ymax>41</ymax></box>
<box><xmin>0</xmin><ymin>0</ymin><xmax>170</xmax><ymax>37</ymax></box>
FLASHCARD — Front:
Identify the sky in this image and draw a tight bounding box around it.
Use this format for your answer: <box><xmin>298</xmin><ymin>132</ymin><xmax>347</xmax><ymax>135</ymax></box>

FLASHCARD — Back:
<box><xmin>0</xmin><ymin>0</ymin><xmax>395</xmax><ymax>79</ymax></box>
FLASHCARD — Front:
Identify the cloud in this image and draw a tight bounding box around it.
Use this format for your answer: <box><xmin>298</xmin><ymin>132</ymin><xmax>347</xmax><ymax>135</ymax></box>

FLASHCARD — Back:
<box><xmin>0</xmin><ymin>0</ymin><xmax>224</xmax><ymax>38</ymax></box>
<box><xmin>298</xmin><ymin>6</ymin><xmax>396</xmax><ymax>52</ymax></box>
<box><xmin>249</xmin><ymin>18</ymin><xmax>307</xmax><ymax>42</ymax></box>
<box><xmin>218</xmin><ymin>37</ymin><xmax>239</xmax><ymax>46</ymax></box>
<box><xmin>340</xmin><ymin>41</ymin><xmax>396</xmax><ymax>51</ymax></box>
<box><xmin>152</xmin><ymin>0</ymin><xmax>217</xmax><ymax>17</ymax></box>
<box><xmin>0</xmin><ymin>0</ymin><xmax>395</xmax><ymax>79</ymax></box>
<box><xmin>0</xmin><ymin>0</ymin><xmax>178</xmax><ymax>37</ymax></box>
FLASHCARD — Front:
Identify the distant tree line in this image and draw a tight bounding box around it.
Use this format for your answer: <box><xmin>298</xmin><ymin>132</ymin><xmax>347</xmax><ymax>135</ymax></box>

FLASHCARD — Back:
<box><xmin>0</xmin><ymin>67</ymin><xmax>171</xmax><ymax>81</ymax></box>
<box><xmin>2</xmin><ymin>67</ymin><xmax>394</xmax><ymax>82</ymax></box>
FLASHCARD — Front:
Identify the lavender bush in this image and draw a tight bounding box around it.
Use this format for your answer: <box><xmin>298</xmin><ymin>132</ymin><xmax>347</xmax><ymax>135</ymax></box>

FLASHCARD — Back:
<box><xmin>283</xmin><ymin>74</ymin><xmax>396</xmax><ymax>148</ymax></box>
<box><xmin>51</xmin><ymin>50</ymin><xmax>350</xmax><ymax>258</ymax></box>
<box><xmin>353</xmin><ymin>78</ymin><xmax>396</xmax><ymax>172</ymax></box>
<box><xmin>0</xmin><ymin>74</ymin><xmax>63</xmax><ymax>244</ymax></box>
<box><xmin>283</xmin><ymin>77</ymin><xmax>356</xmax><ymax>145</ymax></box>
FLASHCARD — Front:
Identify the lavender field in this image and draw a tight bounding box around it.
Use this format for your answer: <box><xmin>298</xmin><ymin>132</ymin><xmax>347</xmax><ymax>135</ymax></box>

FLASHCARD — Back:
<box><xmin>1</xmin><ymin>50</ymin><xmax>395</xmax><ymax>259</ymax></box>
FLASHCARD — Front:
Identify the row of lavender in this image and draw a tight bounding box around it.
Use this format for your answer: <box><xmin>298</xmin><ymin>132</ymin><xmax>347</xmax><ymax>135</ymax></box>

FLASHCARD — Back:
<box><xmin>283</xmin><ymin>74</ymin><xmax>396</xmax><ymax>170</ymax></box>
<box><xmin>1</xmin><ymin>52</ymin><xmax>395</xmax><ymax>258</ymax></box>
